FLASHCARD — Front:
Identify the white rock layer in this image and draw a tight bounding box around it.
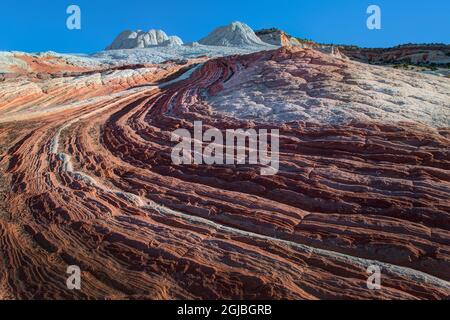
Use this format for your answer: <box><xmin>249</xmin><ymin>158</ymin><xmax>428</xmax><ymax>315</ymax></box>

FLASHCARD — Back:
<box><xmin>199</xmin><ymin>22</ymin><xmax>267</xmax><ymax>47</ymax></box>
<box><xmin>107</xmin><ymin>29</ymin><xmax>183</xmax><ymax>50</ymax></box>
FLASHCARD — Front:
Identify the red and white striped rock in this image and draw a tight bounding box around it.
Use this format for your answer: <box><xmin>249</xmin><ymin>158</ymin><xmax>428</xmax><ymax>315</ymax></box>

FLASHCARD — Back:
<box><xmin>0</xmin><ymin>47</ymin><xmax>449</xmax><ymax>300</ymax></box>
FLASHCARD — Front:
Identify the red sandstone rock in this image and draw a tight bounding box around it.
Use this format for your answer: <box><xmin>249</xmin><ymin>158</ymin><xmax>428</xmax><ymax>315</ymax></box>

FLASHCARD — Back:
<box><xmin>0</xmin><ymin>47</ymin><xmax>449</xmax><ymax>300</ymax></box>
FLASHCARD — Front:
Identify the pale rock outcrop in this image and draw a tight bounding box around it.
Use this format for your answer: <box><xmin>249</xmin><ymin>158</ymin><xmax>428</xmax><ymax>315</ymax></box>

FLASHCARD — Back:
<box><xmin>255</xmin><ymin>28</ymin><xmax>318</xmax><ymax>48</ymax></box>
<box><xmin>256</xmin><ymin>28</ymin><xmax>297</xmax><ymax>47</ymax></box>
<box><xmin>107</xmin><ymin>29</ymin><xmax>183</xmax><ymax>50</ymax></box>
<box><xmin>199</xmin><ymin>21</ymin><xmax>267</xmax><ymax>47</ymax></box>
<box><xmin>161</xmin><ymin>36</ymin><xmax>184</xmax><ymax>47</ymax></box>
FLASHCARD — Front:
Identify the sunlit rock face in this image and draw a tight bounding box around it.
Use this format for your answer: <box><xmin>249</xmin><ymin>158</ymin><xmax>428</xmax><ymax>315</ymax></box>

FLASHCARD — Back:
<box><xmin>255</xmin><ymin>28</ymin><xmax>301</xmax><ymax>47</ymax></box>
<box><xmin>0</xmin><ymin>46</ymin><xmax>449</xmax><ymax>300</ymax></box>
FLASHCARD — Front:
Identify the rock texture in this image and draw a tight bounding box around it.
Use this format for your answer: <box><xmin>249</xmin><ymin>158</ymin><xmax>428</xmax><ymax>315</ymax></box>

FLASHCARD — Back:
<box><xmin>256</xmin><ymin>28</ymin><xmax>293</xmax><ymax>46</ymax></box>
<box><xmin>340</xmin><ymin>44</ymin><xmax>450</xmax><ymax>65</ymax></box>
<box><xmin>0</xmin><ymin>52</ymin><xmax>95</xmax><ymax>75</ymax></box>
<box><xmin>107</xmin><ymin>29</ymin><xmax>183</xmax><ymax>50</ymax></box>
<box><xmin>199</xmin><ymin>22</ymin><xmax>267</xmax><ymax>47</ymax></box>
<box><xmin>254</xmin><ymin>29</ymin><xmax>450</xmax><ymax>69</ymax></box>
<box><xmin>0</xmin><ymin>47</ymin><xmax>449</xmax><ymax>300</ymax></box>
<box><xmin>161</xmin><ymin>36</ymin><xmax>184</xmax><ymax>47</ymax></box>
<box><xmin>256</xmin><ymin>28</ymin><xmax>303</xmax><ymax>47</ymax></box>
<box><xmin>207</xmin><ymin>48</ymin><xmax>449</xmax><ymax>126</ymax></box>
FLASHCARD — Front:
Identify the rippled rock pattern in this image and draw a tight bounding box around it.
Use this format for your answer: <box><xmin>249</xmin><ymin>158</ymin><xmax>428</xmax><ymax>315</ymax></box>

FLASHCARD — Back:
<box><xmin>0</xmin><ymin>47</ymin><xmax>449</xmax><ymax>300</ymax></box>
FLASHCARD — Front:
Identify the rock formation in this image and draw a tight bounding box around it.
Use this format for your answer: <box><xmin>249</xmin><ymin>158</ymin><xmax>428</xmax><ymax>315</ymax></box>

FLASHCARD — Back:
<box><xmin>107</xmin><ymin>29</ymin><xmax>183</xmax><ymax>50</ymax></box>
<box><xmin>0</xmin><ymin>46</ymin><xmax>449</xmax><ymax>300</ymax></box>
<box><xmin>161</xmin><ymin>36</ymin><xmax>184</xmax><ymax>47</ymax></box>
<box><xmin>255</xmin><ymin>28</ymin><xmax>304</xmax><ymax>47</ymax></box>
<box><xmin>255</xmin><ymin>28</ymin><xmax>292</xmax><ymax>46</ymax></box>
<box><xmin>199</xmin><ymin>21</ymin><xmax>267</xmax><ymax>47</ymax></box>
<box><xmin>254</xmin><ymin>29</ymin><xmax>450</xmax><ymax>68</ymax></box>
<box><xmin>339</xmin><ymin>44</ymin><xmax>450</xmax><ymax>65</ymax></box>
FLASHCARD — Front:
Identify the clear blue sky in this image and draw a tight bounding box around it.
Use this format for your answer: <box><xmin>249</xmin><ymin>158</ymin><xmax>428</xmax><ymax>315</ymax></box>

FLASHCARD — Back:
<box><xmin>1</xmin><ymin>0</ymin><xmax>449</xmax><ymax>53</ymax></box>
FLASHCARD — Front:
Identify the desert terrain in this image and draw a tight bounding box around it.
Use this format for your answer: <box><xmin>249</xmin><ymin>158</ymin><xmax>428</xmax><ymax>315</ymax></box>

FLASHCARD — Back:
<box><xmin>0</xmin><ymin>22</ymin><xmax>449</xmax><ymax>300</ymax></box>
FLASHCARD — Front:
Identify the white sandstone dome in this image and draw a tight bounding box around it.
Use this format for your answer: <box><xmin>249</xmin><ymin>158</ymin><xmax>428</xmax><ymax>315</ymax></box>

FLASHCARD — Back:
<box><xmin>107</xmin><ymin>29</ymin><xmax>183</xmax><ymax>50</ymax></box>
<box><xmin>199</xmin><ymin>21</ymin><xmax>267</xmax><ymax>47</ymax></box>
<box><xmin>161</xmin><ymin>36</ymin><xmax>184</xmax><ymax>47</ymax></box>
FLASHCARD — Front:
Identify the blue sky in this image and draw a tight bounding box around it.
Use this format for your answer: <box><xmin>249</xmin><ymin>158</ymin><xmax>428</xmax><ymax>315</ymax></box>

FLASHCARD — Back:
<box><xmin>1</xmin><ymin>0</ymin><xmax>449</xmax><ymax>53</ymax></box>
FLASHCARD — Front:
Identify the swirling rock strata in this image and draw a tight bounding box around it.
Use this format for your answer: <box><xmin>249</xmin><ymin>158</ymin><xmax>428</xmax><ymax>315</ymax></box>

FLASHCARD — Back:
<box><xmin>0</xmin><ymin>47</ymin><xmax>449</xmax><ymax>300</ymax></box>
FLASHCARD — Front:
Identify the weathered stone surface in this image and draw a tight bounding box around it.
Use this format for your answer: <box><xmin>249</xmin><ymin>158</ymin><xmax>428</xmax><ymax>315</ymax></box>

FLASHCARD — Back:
<box><xmin>0</xmin><ymin>47</ymin><xmax>449</xmax><ymax>300</ymax></box>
